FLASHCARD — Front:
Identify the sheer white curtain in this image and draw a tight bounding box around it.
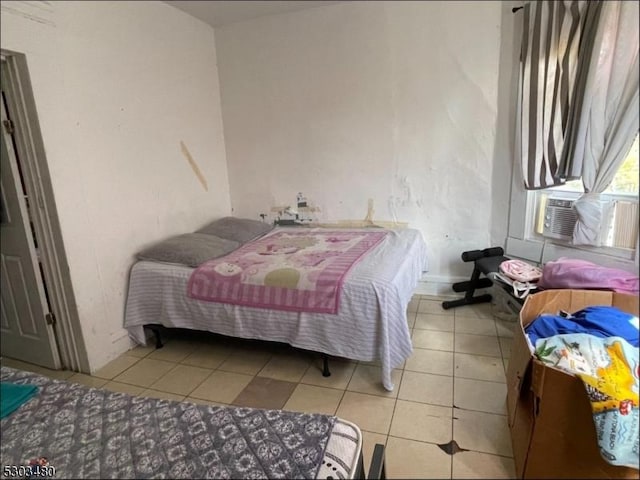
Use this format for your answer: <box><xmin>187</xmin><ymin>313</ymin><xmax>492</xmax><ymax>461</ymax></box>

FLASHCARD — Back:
<box><xmin>568</xmin><ymin>1</ymin><xmax>639</xmax><ymax>245</ymax></box>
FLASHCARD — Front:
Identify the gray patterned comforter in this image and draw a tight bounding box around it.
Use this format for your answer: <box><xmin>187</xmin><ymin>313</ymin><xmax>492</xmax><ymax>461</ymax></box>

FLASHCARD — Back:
<box><xmin>0</xmin><ymin>367</ymin><xmax>336</xmax><ymax>479</ymax></box>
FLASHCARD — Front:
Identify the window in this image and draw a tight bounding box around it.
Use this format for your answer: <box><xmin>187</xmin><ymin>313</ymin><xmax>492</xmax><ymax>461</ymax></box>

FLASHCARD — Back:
<box><xmin>545</xmin><ymin>135</ymin><xmax>639</xmax><ymax>194</ymax></box>
<box><xmin>507</xmin><ymin>1</ymin><xmax>638</xmax><ymax>267</ymax></box>
<box><xmin>532</xmin><ymin>134</ymin><xmax>639</xmax><ymax>252</ymax></box>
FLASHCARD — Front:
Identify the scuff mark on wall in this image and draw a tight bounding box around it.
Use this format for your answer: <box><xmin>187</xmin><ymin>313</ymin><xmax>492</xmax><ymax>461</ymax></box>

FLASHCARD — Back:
<box><xmin>180</xmin><ymin>140</ymin><xmax>208</xmax><ymax>192</ymax></box>
<box><xmin>324</xmin><ymin>199</ymin><xmax>407</xmax><ymax>229</ymax></box>
<box><xmin>363</xmin><ymin>198</ymin><xmax>375</xmax><ymax>225</ymax></box>
<box><xmin>388</xmin><ymin>175</ymin><xmax>424</xmax><ymax>222</ymax></box>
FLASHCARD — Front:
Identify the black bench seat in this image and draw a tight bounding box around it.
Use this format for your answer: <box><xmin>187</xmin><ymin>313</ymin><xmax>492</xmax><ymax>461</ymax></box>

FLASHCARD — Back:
<box><xmin>442</xmin><ymin>247</ymin><xmax>511</xmax><ymax>310</ymax></box>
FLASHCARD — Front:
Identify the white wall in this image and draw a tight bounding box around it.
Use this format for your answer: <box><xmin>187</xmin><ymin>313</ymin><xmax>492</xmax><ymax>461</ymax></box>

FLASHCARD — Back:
<box><xmin>1</xmin><ymin>1</ymin><xmax>231</xmax><ymax>372</ymax></box>
<box><xmin>215</xmin><ymin>1</ymin><xmax>508</xmax><ymax>283</ymax></box>
<box><xmin>492</xmin><ymin>2</ymin><xmax>520</xmax><ymax>252</ymax></box>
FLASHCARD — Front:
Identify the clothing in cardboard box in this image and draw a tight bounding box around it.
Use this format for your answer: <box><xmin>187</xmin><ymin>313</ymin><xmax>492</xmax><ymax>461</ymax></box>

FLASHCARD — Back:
<box><xmin>526</xmin><ymin>306</ymin><xmax>640</xmax><ymax>347</ymax></box>
<box><xmin>534</xmin><ymin>333</ymin><xmax>639</xmax><ymax>469</ymax></box>
<box><xmin>507</xmin><ymin>289</ymin><xmax>639</xmax><ymax>479</ymax></box>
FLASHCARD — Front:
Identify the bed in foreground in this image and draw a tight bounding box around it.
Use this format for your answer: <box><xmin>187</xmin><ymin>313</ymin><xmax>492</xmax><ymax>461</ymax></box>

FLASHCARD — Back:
<box><xmin>124</xmin><ymin>224</ymin><xmax>428</xmax><ymax>391</ymax></box>
<box><xmin>0</xmin><ymin>367</ymin><xmax>371</xmax><ymax>479</ymax></box>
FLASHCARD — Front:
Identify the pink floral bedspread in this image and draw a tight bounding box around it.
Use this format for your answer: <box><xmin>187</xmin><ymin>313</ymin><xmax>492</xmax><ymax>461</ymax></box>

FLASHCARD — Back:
<box><xmin>187</xmin><ymin>230</ymin><xmax>388</xmax><ymax>314</ymax></box>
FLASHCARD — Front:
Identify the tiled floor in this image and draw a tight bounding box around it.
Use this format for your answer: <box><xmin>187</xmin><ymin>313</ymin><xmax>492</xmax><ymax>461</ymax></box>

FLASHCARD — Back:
<box><xmin>0</xmin><ymin>295</ymin><xmax>517</xmax><ymax>479</ymax></box>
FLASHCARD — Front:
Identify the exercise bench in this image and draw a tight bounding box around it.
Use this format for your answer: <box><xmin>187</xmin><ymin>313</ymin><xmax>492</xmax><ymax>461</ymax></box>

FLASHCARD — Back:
<box><xmin>441</xmin><ymin>247</ymin><xmax>508</xmax><ymax>310</ymax></box>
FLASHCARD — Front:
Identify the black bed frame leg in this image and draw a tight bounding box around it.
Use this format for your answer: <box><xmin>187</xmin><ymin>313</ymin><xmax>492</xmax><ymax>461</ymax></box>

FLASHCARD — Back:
<box><xmin>149</xmin><ymin>325</ymin><xmax>163</xmax><ymax>349</ymax></box>
<box><xmin>322</xmin><ymin>354</ymin><xmax>331</xmax><ymax>377</ymax></box>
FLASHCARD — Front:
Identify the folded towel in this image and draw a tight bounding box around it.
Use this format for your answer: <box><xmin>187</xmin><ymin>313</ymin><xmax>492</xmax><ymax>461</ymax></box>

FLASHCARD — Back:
<box><xmin>1</xmin><ymin>382</ymin><xmax>38</xmax><ymax>419</ymax></box>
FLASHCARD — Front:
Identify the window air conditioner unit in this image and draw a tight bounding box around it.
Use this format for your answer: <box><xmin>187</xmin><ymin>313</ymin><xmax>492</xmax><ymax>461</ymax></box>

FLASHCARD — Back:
<box><xmin>543</xmin><ymin>197</ymin><xmax>577</xmax><ymax>241</ymax></box>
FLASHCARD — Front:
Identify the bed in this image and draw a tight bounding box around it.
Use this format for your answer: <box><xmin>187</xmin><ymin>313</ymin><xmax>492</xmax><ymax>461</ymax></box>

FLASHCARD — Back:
<box><xmin>0</xmin><ymin>366</ymin><xmax>368</xmax><ymax>479</ymax></box>
<box><xmin>124</xmin><ymin>223</ymin><xmax>428</xmax><ymax>391</ymax></box>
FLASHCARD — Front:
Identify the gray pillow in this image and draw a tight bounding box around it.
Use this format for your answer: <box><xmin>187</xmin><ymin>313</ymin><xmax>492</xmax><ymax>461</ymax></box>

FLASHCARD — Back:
<box><xmin>196</xmin><ymin>216</ymin><xmax>273</xmax><ymax>244</ymax></box>
<box><xmin>136</xmin><ymin>233</ymin><xmax>239</xmax><ymax>267</ymax></box>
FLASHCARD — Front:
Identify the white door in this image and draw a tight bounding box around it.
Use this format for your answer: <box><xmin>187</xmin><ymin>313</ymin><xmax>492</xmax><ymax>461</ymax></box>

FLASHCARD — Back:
<box><xmin>0</xmin><ymin>93</ymin><xmax>60</xmax><ymax>369</ymax></box>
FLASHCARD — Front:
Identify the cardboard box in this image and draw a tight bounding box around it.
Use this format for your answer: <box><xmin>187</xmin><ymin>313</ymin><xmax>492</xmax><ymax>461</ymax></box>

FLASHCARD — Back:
<box><xmin>506</xmin><ymin>289</ymin><xmax>639</xmax><ymax>479</ymax></box>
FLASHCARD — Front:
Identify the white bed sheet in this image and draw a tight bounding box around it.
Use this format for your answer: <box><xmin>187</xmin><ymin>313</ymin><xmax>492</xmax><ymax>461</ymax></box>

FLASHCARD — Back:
<box><xmin>124</xmin><ymin>228</ymin><xmax>428</xmax><ymax>390</ymax></box>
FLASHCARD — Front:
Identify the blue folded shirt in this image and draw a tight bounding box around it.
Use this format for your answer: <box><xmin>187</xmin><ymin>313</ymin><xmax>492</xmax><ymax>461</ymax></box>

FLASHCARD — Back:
<box><xmin>526</xmin><ymin>306</ymin><xmax>639</xmax><ymax>347</ymax></box>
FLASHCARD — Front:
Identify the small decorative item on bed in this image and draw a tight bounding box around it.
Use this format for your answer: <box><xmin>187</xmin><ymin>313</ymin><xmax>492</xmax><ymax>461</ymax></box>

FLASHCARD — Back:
<box><xmin>188</xmin><ymin>230</ymin><xmax>388</xmax><ymax>314</ymax></box>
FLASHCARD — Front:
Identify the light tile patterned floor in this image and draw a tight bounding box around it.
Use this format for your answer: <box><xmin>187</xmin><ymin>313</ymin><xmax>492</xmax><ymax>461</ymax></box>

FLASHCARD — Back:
<box><xmin>1</xmin><ymin>295</ymin><xmax>517</xmax><ymax>479</ymax></box>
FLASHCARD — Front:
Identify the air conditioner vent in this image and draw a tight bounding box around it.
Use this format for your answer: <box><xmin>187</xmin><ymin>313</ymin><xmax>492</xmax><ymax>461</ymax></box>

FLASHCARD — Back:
<box><xmin>543</xmin><ymin>198</ymin><xmax>577</xmax><ymax>241</ymax></box>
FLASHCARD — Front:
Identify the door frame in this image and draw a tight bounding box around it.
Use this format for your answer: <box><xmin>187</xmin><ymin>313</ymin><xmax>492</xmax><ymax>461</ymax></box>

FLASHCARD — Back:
<box><xmin>1</xmin><ymin>49</ymin><xmax>90</xmax><ymax>373</ymax></box>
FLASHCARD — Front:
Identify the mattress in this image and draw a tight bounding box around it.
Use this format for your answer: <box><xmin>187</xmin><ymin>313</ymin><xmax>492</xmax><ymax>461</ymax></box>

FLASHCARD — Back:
<box><xmin>124</xmin><ymin>228</ymin><xmax>428</xmax><ymax>391</ymax></box>
<box><xmin>0</xmin><ymin>367</ymin><xmax>363</xmax><ymax>479</ymax></box>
